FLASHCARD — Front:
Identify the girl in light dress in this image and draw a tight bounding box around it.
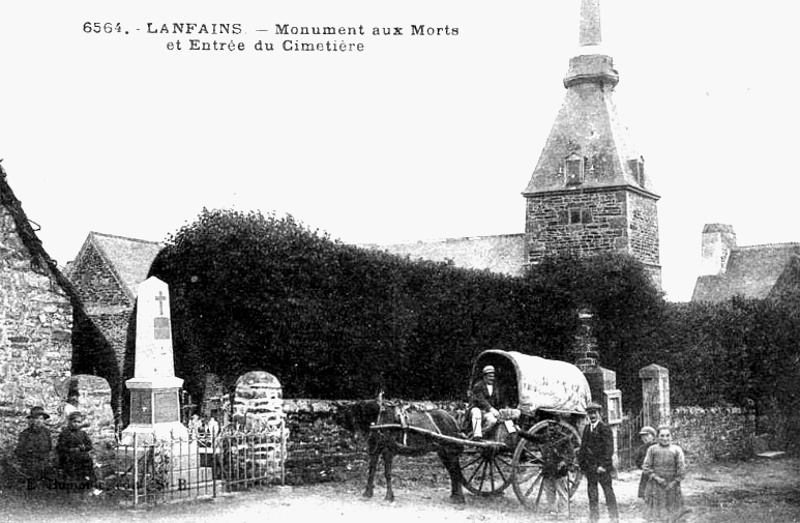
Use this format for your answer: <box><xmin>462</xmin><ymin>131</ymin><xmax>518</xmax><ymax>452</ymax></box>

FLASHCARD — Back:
<box><xmin>642</xmin><ymin>426</ymin><xmax>687</xmax><ymax>522</ymax></box>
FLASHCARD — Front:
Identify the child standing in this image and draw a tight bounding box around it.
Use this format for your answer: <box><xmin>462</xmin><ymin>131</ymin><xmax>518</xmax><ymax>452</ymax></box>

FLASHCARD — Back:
<box><xmin>634</xmin><ymin>426</ymin><xmax>657</xmax><ymax>500</ymax></box>
<box><xmin>15</xmin><ymin>406</ymin><xmax>53</xmax><ymax>490</ymax></box>
<box><xmin>56</xmin><ymin>411</ymin><xmax>95</xmax><ymax>489</ymax></box>
<box><xmin>642</xmin><ymin>426</ymin><xmax>686</xmax><ymax>522</ymax></box>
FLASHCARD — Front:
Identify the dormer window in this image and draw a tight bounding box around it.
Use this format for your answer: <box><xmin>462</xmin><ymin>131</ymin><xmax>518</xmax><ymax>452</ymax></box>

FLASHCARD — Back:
<box><xmin>628</xmin><ymin>156</ymin><xmax>645</xmax><ymax>186</ymax></box>
<box><xmin>565</xmin><ymin>152</ymin><xmax>585</xmax><ymax>186</ymax></box>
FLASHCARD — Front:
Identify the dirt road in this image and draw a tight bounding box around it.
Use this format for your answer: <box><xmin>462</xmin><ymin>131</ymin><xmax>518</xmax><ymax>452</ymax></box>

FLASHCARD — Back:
<box><xmin>1</xmin><ymin>456</ymin><xmax>798</xmax><ymax>523</ymax></box>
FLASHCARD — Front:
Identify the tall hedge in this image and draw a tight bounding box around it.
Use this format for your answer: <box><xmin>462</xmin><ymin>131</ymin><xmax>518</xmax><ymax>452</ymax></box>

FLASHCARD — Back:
<box><xmin>147</xmin><ymin>207</ymin><xmax>799</xmax><ymax>441</ymax></box>
<box><xmin>148</xmin><ymin>209</ymin><xmax>548</xmax><ymax>401</ymax></box>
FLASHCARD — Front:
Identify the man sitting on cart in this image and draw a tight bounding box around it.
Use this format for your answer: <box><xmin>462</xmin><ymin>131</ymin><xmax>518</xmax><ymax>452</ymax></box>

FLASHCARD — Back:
<box><xmin>469</xmin><ymin>365</ymin><xmax>502</xmax><ymax>440</ymax></box>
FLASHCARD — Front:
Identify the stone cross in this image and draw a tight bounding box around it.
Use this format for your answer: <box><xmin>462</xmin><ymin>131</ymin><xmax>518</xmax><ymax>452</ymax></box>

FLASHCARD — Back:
<box><xmin>134</xmin><ymin>276</ymin><xmax>176</xmax><ymax>378</ymax></box>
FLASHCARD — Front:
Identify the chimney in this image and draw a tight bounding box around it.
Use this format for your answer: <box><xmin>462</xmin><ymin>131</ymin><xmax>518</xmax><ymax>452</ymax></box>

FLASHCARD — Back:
<box><xmin>700</xmin><ymin>224</ymin><xmax>737</xmax><ymax>276</ymax></box>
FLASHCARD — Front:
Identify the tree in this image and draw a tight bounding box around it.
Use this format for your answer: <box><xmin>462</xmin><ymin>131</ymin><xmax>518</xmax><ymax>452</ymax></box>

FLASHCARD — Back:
<box><xmin>523</xmin><ymin>253</ymin><xmax>666</xmax><ymax>409</ymax></box>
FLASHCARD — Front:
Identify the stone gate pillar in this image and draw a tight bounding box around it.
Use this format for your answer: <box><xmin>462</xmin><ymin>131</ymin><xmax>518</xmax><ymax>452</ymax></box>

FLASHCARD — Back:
<box><xmin>575</xmin><ymin>309</ymin><xmax>622</xmax><ymax>468</ymax></box>
<box><xmin>639</xmin><ymin>364</ymin><xmax>670</xmax><ymax>428</ymax></box>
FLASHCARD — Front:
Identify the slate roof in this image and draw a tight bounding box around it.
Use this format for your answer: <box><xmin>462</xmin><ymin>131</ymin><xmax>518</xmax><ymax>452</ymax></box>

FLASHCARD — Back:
<box><xmin>691</xmin><ymin>243</ymin><xmax>800</xmax><ymax>303</ymax></box>
<box><xmin>523</xmin><ymin>30</ymin><xmax>657</xmax><ymax>198</ymax></box>
<box><xmin>71</xmin><ymin>232</ymin><xmax>164</xmax><ymax>301</ymax></box>
<box><xmin>365</xmin><ymin>233</ymin><xmax>527</xmax><ymax>277</ymax></box>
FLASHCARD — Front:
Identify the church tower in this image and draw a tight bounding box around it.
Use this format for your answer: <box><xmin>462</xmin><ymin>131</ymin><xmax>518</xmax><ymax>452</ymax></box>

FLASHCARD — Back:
<box><xmin>522</xmin><ymin>0</ymin><xmax>661</xmax><ymax>287</ymax></box>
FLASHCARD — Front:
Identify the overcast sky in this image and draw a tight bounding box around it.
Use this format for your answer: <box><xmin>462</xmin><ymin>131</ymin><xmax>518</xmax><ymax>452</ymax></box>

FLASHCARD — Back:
<box><xmin>0</xmin><ymin>0</ymin><xmax>798</xmax><ymax>302</ymax></box>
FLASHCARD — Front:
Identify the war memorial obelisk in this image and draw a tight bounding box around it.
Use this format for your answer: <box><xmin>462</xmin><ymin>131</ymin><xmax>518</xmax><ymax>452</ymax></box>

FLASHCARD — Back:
<box><xmin>121</xmin><ymin>276</ymin><xmax>188</xmax><ymax>443</ymax></box>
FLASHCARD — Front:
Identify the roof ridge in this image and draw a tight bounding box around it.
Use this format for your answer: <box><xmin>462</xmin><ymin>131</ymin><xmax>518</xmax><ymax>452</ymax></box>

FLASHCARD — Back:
<box><xmin>89</xmin><ymin>231</ymin><xmax>164</xmax><ymax>246</ymax></box>
<box><xmin>365</xmin><ymin>233</ymin><xmax>525</xmax><ymax>247</ymax></box>
<box><xmin>735</xmin><ymin>242</ymin><xmax>800</xmax><ymax>252</ymax></box>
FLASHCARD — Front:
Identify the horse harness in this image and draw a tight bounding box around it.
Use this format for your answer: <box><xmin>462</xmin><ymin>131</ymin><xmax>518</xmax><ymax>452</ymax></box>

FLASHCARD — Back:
<box><xmin>375</xmin><ymin>400</ymin><xmax>441</xmax><ymax>447</ymax></box>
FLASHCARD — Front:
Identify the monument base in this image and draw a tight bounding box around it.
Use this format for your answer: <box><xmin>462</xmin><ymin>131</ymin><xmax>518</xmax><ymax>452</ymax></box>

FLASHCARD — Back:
<box><xmin>120</xmin><ymin>421</ymin><xmax>189</xmax><ymax>445</ymax></box>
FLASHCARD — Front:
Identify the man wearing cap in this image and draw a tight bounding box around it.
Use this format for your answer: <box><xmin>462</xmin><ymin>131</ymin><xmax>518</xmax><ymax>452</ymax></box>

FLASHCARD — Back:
<box><xmin>578</xmin><ymin>402</ymin><xmax>619</xmax><ymax>523</ymax></box>
<box><xmin>634</xmin><ymin>425</ymin><xmax>657</xmax><ymax>500</ymax></box>
<box><xmin>15</xmin><ymin>406</ymin><xmax>53</xmax><ymax>490</ymax></box>
<box><xmin>469</xmin><ymin>365</ymin><xmax>501</xmax><ymax>440</ymax></box>
<box><xmin>56</xmin><ymin>411</ymin><xmax>95</xmax><ymax>489</ymax></box>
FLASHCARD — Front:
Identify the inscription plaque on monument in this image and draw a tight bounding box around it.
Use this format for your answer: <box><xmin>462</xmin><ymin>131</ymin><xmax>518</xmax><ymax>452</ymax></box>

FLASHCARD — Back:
<box><xmin>130</xmin><ymin>390</ymin><xmax>153</xmax><ymax>425</ymax></box>
<box><xmin>154</xmin><ymin>391</ymin><xmax>180</xmax><ymax>423</ymax></box>
<box><xmin>154</xmin><ymin>317</ymin><xmax>171</xmax><ymax>340</ymax></box>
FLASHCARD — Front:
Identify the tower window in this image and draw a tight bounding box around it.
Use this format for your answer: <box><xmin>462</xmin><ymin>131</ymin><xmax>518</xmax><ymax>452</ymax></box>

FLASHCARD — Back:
<box><xmin>564</xmin><ymin>152</ymin><xmax>585</xmax><ymax>186</ymax></box>
<box><xmin>569</xmin><ymin>207</ymin><xmax>591</xmax><ymax>224</ymax></box>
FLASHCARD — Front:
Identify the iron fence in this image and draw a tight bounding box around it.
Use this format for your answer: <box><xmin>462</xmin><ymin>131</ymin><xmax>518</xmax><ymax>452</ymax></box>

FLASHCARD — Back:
<box><xmin>111</xmin><ymin>423</ymin><xmax>286</xmax><ymax>505</ymax></box>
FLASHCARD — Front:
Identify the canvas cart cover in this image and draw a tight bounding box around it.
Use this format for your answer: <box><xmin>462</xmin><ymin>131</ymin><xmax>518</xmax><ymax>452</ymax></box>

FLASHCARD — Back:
<box><xmin>478</xmin><ymin>350</ymin><xmax>592</xmax><ymax>415</ymax></box>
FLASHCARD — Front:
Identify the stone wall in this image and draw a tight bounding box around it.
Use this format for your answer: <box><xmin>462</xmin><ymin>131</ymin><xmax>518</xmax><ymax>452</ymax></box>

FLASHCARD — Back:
<box><xmin>282</xmin><ymin>400</ymin><xmax>778</xmax><ymax>486</ymax></box>
<box><xmin>0</xmin><ymin>205</ymin><xmax>74</xmax><ymax>467</ymax></box>
<box><xmin>627</xmin><ymin>192</ymin><xmax>659</xmax><ymax>266</ymax></box>
<box><xmin>82</xmin><ymin>311</ymin><xmax>131</xmax><ymax>387</ymax></box>
<box><xmin>69</xmin><ymin>242</ymin><xmax>129</xmax><ymax>308</ymax></box>
<box><xmin>282</xmin><ymin>399</ymin><xmax>364</xmax><ymax>485</ymax></box>
<box><xmin>671</xmin><ymin>406</ymin><xmax>754</xmax><ymax>463</ymax></box>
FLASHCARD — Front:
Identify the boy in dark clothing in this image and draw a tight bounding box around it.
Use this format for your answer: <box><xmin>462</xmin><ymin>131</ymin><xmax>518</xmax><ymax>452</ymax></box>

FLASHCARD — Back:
<box><xmin>56</xmin><ymin>411</ymin><xmax>95</xmax><ymax>489</ymax></box>
<box><xmin>15</xmin><ymin>406</ymin><xmax>53</xmax><ymax>490</ymax></box>
<box><xmin>634</xmin><ymin>425</ymin><xmax>657</xmax><ymax>499</ymax></box>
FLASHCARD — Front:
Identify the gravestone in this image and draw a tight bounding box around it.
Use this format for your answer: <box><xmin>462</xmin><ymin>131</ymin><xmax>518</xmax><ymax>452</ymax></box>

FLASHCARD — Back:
<box><xmin>121</xmin><ymin>277</ymin><xmax>187</xmax><ymax>443</ymax></box>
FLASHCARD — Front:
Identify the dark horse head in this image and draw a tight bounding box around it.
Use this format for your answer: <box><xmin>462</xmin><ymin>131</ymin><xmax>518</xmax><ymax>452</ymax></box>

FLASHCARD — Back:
<box><xmin>337</xmin><ymin>399</ymin><xmax>385</xmax><ymax>437</ymax></box>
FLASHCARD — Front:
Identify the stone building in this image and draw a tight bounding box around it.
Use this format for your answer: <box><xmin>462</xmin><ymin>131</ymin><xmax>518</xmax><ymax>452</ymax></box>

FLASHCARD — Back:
<box><xmin>0</xmin><ymin>163</ymin><xmax>77</xmax><ymax>461</ymax></box>
<box><xmin>373</xmin><ymin>0</ymin><xmax>661</xmax><ymax>288</ymax></box>
<box><xmin>691</xmin><ymin>223</ymin><xmax>800</xmax><ymax>303</ymax></box>
<box><xmin>66</xmin><ymin>231</ymin><xmax>163</xmax><ymax>410</ymax></box>
<box><xmin>523</xmin><ymin>0</ymin><xmax>660</xmax><ymax>286</ymax></box>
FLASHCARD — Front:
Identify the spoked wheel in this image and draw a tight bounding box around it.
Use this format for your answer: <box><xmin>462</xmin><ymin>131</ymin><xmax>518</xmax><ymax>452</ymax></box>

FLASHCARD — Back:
<box><xmin>511</xmin><ymin>419</ymin><xmax>582</xmax><ymax>511</ymax></box>
<box><xmin>459</xmin><ymin>443</ymin><xmax>514</xmax><ymax>496</ymax></box>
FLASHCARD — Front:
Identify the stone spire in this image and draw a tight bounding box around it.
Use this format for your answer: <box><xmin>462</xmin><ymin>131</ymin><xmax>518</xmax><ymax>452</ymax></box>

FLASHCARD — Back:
<box><xmin>564</xmin><ymin>0</ymin><xmax>618</xmax><ymax>88</ymax></box>
<box><xmin>522</xmin><ymin>0</ymin><xmax>661</xmax><ymax>287</ymax></box>
<box><xmin>579</xmin><ymin>0</ymin><xmax>602</xmax><ymax>47</ymax></box>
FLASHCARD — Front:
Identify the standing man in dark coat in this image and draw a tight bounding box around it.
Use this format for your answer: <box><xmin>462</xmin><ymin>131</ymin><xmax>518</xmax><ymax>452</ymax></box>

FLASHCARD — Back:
<box><xmin>578</xmin><ymin>401</ymin><xmax>619</xmax><ymax>523</ymax></box>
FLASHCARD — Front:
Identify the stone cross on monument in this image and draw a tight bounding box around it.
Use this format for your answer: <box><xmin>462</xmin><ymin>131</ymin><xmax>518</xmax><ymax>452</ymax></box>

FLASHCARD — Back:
<box><xmin>121</xmin><ymin>276</ymin><xmax>188</xmax><ymax>443</ymax></box>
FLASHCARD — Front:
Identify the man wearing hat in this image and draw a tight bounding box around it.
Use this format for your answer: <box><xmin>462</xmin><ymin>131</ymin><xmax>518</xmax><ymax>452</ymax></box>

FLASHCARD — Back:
<box><xmin>634</xmin><ymin>425</ymin><xmax>657</xmax><ymax>500</ymax></box>
<box><xmin>468</xmin><ymin>365</ymin><xmax>502</xmax><ymax>440</ymax></box>
<box><xmin>578</xmin><ymin>401</ymin><xmax>619</xmax><ymax>523</ymax></box>
<box><xmin>15</xmin><ymin>406</ymin><xmax>53</xmax><ymax>490</ymax></box>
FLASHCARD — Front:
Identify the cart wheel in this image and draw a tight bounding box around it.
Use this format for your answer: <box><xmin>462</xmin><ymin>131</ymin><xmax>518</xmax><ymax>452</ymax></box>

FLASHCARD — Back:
<box><xmin>459</xmin><ymin>443</ymin><xmax>513</xmax><ymax>496</ymax></box>
<box><xmin>511</xmin><ymin>419</ymin><xmax>582</xmax><ymax>510</ymax></box>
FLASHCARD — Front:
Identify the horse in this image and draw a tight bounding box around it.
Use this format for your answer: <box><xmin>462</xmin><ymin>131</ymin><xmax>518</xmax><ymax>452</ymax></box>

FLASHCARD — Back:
<box><xmin>339</xmin><ymin>399</ymin><xmax>466</xmax><ymax>503</ymax></box>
